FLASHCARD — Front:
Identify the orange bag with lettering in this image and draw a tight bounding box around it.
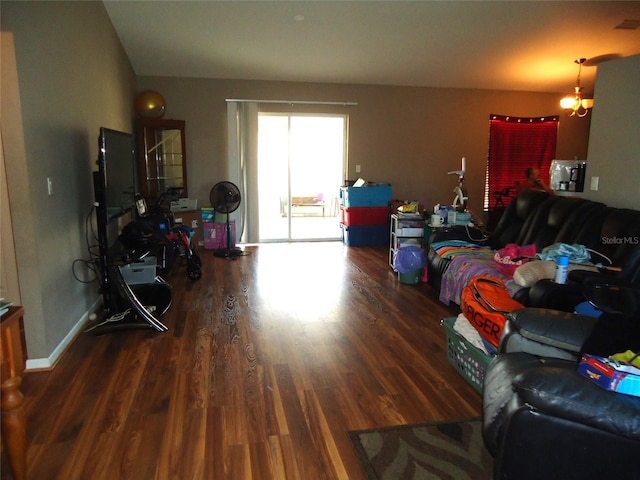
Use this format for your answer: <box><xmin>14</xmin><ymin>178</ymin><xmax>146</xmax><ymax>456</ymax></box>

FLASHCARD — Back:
<box><xmin>460</xmin><ymin>276</ymin><xmax>524</xmax><ymax>348</ymax></box>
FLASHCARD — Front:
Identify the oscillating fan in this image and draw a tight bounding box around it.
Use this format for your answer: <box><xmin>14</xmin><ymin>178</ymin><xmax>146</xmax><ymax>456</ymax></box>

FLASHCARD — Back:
<box><xmin>209</xmin><ymin>181</ymin><xmax>243</xmax><ymax>258</ymax></box>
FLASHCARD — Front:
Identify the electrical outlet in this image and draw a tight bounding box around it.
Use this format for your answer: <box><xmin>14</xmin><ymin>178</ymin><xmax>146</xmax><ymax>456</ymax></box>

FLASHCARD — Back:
<box><xmin>590</xmin><ymin>176</ymin><xmax>599</xmax><ymax>191</ymax></box>
<box><xmin>355</xmin><ymin>164</ymin><xmax>361</xmax><ymax>173</ymax></box>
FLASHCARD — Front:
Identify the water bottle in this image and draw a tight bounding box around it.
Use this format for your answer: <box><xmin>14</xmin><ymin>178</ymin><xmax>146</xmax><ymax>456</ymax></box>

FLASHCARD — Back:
<box><xmin>555</xmin><ymin>256</ymin><xmax>569</xmax><ymax>284</ymax></box>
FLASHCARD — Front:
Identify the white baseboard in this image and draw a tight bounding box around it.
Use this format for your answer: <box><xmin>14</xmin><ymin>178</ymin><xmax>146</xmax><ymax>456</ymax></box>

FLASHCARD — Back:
<box><xmin>25</xmin><ymin>298</ymin><xmax>102</xmax><ymax>371</ymax></box>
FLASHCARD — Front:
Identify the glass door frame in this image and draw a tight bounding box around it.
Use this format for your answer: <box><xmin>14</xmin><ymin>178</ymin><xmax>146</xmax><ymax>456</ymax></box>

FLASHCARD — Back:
<box><xmin>257</xmin><ymin>112</ymin><xmax>348</xmax><ymax>243</ymax></box>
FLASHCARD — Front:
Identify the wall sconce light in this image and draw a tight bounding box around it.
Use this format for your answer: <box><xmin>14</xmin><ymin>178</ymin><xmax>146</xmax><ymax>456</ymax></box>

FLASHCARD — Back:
<box><xmin>560</xmin><ymin>58</ymin><xmax>593</xmax><ymax>117</ymax></box>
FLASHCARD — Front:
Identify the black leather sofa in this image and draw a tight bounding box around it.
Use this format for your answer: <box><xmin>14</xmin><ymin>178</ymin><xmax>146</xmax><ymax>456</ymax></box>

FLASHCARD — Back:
<box><xmin>482</xmin><ymin>303</ymin><xmax>640</xmax><ymax>479</ymax></box>
<box><xmin>483</xmin><ymin>351</ymin><xmax>640</xmax><ymax>480</ymax></box>
<box><xmin>426</xmin><ymin>189</ymin><xmax>640</xmax><ymax>308</ymax></box>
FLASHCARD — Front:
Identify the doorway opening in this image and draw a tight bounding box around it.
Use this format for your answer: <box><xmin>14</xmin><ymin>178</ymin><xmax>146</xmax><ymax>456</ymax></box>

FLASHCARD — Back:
<box><xmin>257</xmin><ymin>114</ymin><xmax>347</xmax><ymax>242</ymax></box>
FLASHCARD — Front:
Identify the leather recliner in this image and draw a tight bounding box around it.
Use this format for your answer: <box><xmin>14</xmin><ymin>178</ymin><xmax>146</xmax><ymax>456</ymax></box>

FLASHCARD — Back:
<box><xmin>483</xmin><ymin>351</ymin><xmax>640</xmax><ymax>480</ymax></box>
<box><xmin>482</xmin><ymin>303</ymin><xmax>640</xmax><ymax>479</ymax></box>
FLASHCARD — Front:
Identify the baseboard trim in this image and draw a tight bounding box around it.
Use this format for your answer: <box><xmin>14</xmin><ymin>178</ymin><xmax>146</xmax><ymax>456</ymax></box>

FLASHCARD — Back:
<box><xmin>25</xmin><ymin>298</ymin><xmax>101</xmax><ymax>371</ymax></box>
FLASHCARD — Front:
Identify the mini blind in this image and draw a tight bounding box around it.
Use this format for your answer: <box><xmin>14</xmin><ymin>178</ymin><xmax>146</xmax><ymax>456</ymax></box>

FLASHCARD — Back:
<box><xmin>485</xmin><ymin>114</ymin><xmax>558</xmax><ymax>210</ymax></box>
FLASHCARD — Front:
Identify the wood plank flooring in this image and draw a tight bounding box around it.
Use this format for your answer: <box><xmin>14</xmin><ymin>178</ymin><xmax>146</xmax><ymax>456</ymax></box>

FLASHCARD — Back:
<box><xmin>9</xmin><ymin>242</ymin><xmax>482</xmax><ymax>479</ymax></box>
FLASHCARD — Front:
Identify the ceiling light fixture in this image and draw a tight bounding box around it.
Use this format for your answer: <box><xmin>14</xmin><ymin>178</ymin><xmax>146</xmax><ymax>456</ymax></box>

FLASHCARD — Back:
<box><xmin>560</xmin><ymin>58</ymin><xmax>593</xmax><ymax>118</ymax></box>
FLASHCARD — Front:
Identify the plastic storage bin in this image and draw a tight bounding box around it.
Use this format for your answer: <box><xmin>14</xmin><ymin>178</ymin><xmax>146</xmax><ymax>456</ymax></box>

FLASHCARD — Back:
<box><xmin>341</xmin><ymin>223</ymin><xmax>388</xmax><ymax>246</ymax></box>
<box><xmin>398</xmin><ymin>269</ymin><xmax>422</xmax><ymax>284</ymax></box>
<box><xmin>340</xmin><ymin>205</ymin><xmax>390</xmax><ymax>226</ymax></box>
<box><xmin>441</xmin><ymin>316</ymin><xmax>493</xmax><ymax>393</ymax></box>
<box><xmin>340</xmin><ymin>184</ymin><xmax>392</xmax><ymax>207</ymax></box>
<box><xmin>119</xmin><ymin>256</ymin><xmax>157</xmax><ymax>285</ymax></box>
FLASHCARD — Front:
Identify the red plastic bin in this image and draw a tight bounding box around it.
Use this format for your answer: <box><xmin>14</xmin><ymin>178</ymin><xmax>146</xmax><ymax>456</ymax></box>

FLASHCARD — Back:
<box><xmin>340</xmin><ymin>205</ymin><xmax>390</xmax><ymax>226</ymax></box>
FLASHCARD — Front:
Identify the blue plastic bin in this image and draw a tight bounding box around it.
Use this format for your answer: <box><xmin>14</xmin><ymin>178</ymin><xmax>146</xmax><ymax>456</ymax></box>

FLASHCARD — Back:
<box><xmin>341</xmin><ymin>223</ymin><xmax>388</xmax><ymax>246</ymax></box>
<box><xmin>340</xmin><ymin>184</ymin><xmax>392</xmax><ymax>207</ymax></box>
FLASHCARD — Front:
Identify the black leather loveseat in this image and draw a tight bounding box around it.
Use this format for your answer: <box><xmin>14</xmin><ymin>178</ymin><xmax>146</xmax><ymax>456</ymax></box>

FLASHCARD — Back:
<box><xmin>426</xmin><ymin>189</ymin><xmax>640</xmax><ymax>309</ymax></box>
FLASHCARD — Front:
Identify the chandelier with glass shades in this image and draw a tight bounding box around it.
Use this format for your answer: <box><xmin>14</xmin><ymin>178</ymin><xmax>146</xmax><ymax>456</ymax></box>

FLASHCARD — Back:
<box><xmin>560</xmin><ymin>58</ymin><xmax>594</xmax><ymax>118</ymax></box>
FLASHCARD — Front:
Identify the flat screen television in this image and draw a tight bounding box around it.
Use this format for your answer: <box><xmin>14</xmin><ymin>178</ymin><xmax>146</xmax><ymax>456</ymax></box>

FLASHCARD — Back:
<box><xmin>93</xmin><ymin>127</ymin><xmax>137</xmax><ymax>314</ymax></box>
<box><xmin>97</xmin><ymin>127</ymin><xmax>137</xmax><ymax>218</ymax></box>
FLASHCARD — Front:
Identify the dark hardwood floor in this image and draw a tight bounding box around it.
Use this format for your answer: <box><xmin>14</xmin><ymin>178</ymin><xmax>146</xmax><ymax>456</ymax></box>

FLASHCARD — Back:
<box><xmin>11</xmin><ymin>242</ymin><xmax>482</xmax><ymax>479</ymax></box>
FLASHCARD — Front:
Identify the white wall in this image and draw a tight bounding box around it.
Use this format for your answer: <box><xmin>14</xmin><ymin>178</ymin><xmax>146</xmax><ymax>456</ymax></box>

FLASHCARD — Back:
<box><xmin>586</xmin><ymin>54</ymin><xmax>640</xmax><ymax>208</ymax></box>
<box><xmin>137</xmin><ymin>75</ymin><xmax>592</xmax><ymax>218</ymax></box>
<box><xmin>1</xmin><ymin>1</ymin><xmax>136</xmax><ymax>362</ymax></box>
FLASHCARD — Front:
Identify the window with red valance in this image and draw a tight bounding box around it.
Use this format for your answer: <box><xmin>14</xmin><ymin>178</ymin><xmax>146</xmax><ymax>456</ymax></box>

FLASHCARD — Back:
<box><xmin>484</xmin><ymin>114</ymin><xmax>558</xmax><ymax>210</ymax></box>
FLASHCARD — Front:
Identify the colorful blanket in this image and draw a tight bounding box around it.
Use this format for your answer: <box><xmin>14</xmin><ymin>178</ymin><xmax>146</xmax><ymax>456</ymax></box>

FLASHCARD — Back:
<box><xmin>434</xmin><ymin>241</ymin><xmax>522</xmax><ymax>306</ymax></box>
<box><xmin>432</xmin><ymin>240</ymin><xmax>494</xmax><ymax>259</ymax></box>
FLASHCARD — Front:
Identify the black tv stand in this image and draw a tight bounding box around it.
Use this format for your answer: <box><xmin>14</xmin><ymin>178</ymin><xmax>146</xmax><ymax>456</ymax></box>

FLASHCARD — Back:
<box><xmin>86</xmin><ymin>314</ymin><xmax>156</xmax><ymax>335</ymax></box>
<box><xmin>87</xmin><ymin>262</ymin><xmax>170</xmax><ymax>335</ymax></box>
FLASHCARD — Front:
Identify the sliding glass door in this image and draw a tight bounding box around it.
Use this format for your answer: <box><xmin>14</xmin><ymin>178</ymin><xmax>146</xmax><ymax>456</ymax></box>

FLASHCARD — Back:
<box><xmin>257</xmin><ymin>114</ymin><xmax>346</xmax><ymax>242</ymax></box>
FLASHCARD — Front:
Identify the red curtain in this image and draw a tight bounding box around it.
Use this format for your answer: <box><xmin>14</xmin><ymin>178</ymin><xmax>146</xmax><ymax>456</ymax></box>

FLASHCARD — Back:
<box><xmin>485</xmin><ymin>115</ymin><xmax>558</xmax><ymax>210</ymax></box>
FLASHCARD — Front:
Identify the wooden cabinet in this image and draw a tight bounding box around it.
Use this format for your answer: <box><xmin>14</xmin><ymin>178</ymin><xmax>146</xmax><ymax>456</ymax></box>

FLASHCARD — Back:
<box><xmin>136</xmin><ymin>118</ymin><xmax>187</xmax><ymax>203</ymax></box>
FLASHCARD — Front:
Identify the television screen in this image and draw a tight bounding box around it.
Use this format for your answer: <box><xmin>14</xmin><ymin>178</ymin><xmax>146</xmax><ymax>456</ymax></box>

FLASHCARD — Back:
<box><xmin>93</xmin><ymin>127</ymin><xmax>137</xmax><ymax>314</ymax></box>
<box><xmin>98</xmin><ymin>127</ymin><xmax>136</xmax><ymax>219</ymax></box>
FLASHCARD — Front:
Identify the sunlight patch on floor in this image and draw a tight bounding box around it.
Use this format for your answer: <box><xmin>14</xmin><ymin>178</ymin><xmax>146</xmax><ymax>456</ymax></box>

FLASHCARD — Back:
<box><xmin>253</xmin><ymin>243</ymin><xmax>349</xmax><ymax>322</ymax></box>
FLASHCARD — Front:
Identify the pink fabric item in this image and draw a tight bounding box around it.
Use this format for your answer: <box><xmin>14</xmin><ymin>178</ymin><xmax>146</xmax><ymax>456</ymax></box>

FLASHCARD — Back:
<box><xmin>493</xmin><ymin>243</ymin><xmax>537</xmax><ymax>276</ymax></box>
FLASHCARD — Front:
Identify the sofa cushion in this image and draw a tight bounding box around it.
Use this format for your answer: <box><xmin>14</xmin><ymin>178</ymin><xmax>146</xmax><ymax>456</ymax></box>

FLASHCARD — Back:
<box><xmin>580</xmin><ymin>311</ymin><xmax>640</xmax><ymax>357</ymax></box>
<box><xmin>488</xmin><ymin>190</ymin><xmax>550</xmax><ymax>249</ymax></box>
<box><xmin>598</xmin><ymin>209</ymin><xmax>640</xmax><ymax>283</ymax></box>
<box><xmin>518</xmin><ymin>197</ymin><xmax>602</xmax><ymax>250</ymax></box>
<box><xmin>555</xmin><ymin>200</ymin><xmax>608</xmax><ymax>246</ymax></box>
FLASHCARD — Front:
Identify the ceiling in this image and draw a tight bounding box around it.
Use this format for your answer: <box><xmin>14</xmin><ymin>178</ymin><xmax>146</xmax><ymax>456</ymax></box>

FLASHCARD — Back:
<box><xmin>104</xmin><ymin>1</ymin><xmax>640</xmax><ymax>95</ymax></box>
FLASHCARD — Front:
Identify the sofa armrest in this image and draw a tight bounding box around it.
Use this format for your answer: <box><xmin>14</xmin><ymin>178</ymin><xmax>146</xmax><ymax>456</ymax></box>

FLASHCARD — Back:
<box><xmin>527</xmin><ymin>278</ymin><xmax>587</xmax><ymax>312</ymax></box>
<box><xmin>513</xmin><ymin>361</ymin><xmax>640</xmax><ymax>441</ymax></box>
<box><xmin>499</xmin><ymin>308</ymin><xmax>599</xmax><ymax>360</ymax></box>
<box><xmin>482</xmin><ymin>353</ymin><xmax>570</xmax><ymax>455</ymax></box>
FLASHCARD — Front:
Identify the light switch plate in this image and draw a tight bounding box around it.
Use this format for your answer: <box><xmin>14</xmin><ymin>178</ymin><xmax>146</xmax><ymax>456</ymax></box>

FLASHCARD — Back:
<box><xmin>590</xmin><ymin>176</ymin><xmax>599</xmax><ymax>191</ymax></box>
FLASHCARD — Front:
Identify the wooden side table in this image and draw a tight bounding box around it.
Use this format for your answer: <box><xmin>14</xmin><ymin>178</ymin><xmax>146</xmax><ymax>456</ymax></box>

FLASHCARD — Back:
<box><xmin>1</xmin><ymin>305</ymin><xmax>27</xmax><ymax>480</ymax></box>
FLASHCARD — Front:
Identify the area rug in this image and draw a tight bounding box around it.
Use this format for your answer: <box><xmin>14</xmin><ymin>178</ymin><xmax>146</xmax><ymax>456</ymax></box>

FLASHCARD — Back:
<box><xmin>349</xmin><ymin>419</ymin><xmax>493</xmax><ymax>480</ymax></box>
